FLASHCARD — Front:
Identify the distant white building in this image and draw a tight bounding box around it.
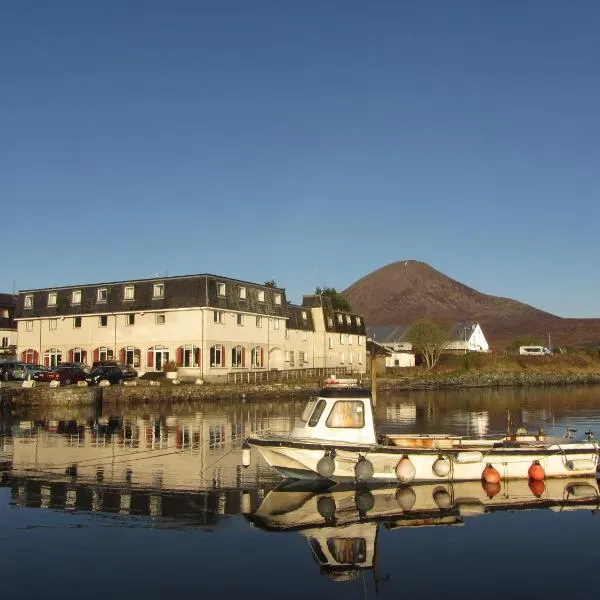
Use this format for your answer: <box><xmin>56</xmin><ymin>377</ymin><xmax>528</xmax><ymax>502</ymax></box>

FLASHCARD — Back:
<box><xmin>366</xmin><ymin>325</ymin><xmax>415</xmax><ymax>367</ymax></box>
<box><xmin>446</xmin><ymin>321</ymin><xmax>489</xmax><ymax>353</ymax></box>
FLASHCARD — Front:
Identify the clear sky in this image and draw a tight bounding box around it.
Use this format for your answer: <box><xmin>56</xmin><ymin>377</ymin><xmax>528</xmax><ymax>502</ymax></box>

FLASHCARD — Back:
<box><xmin>2</xmin><ymin>1</ymin><xmax>599</xmax><ymax>317</ymax></box>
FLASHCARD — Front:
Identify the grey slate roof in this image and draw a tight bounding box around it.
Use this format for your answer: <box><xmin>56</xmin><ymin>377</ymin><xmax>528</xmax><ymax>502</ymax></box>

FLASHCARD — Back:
<box><xmin>448</xmin><ymin>321</ymin><xmax>479</xmax><ymax>342</ymax></box>
<box><xmin>0</xmin><ymin>293</ymin><xmax>16</xmax><ymax>330</ymax></box>
<box><xmin>367</xmin><ymin>324</ymin><xmax>413</xmax><ymax>343</ymax></box>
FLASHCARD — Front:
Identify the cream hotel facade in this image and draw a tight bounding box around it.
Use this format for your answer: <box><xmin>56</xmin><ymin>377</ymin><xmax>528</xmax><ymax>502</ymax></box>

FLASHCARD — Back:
<box><xmin>15</xmin><ymin>273</ymin><xmax>366</xmax><ymax>381</ymax></box>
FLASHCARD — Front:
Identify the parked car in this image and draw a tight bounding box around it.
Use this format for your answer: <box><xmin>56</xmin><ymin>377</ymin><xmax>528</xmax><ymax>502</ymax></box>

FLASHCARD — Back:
<box><xmin>91</xmin><ymin>361</ymin><xmax>137</xmax><ymax>379</ymax></box>
<box><xmin>21</xmin><ymin>364</ymin><xmax>49</xmax><ymax>380</ymax></box>
<box><xmin>0</xmin><ymin>361</ymin><xmax>25</xmax><ymax>381</ymax></box>
<box><xmin>57</xmin><ymin>361</ymin><xmax>91</xmax><ymax>373</ymax></box>
<box><xmin>33</xmin><ymin>367</ymin><xmax>87</xmax><ymax>385</ymax></box>
<box><xmin>86</xmin><ymin>366</ymin><xmax>127</xmax><ymax>385</ymax></box>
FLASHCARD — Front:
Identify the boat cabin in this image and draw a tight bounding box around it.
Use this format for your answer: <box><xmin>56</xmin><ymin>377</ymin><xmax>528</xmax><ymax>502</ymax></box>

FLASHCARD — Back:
<box><xmin>290</xmin><ymin>380</ymin><xmax>376</xmax><ymax>445</ymax></box>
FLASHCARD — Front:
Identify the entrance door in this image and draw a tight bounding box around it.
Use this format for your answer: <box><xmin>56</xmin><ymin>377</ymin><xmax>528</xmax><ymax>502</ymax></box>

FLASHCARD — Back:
<box><xmin>155</xmin><ymin>350</ymin><xmax>169</xmax><ymax>371</ymax></box>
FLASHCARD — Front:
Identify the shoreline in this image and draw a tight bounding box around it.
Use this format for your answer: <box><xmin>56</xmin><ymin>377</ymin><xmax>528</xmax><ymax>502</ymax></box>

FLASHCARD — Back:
<box><xmin>2</xmin><ymin>370</ymin><xmax>600</xmax><ymax>408</ymax></box>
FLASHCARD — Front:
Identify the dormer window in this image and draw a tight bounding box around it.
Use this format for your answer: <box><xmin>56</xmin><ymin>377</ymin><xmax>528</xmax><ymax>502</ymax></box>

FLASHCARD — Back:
<box><xmin>72</xmin><ymin>290</ymin><xmax>81</xmax><ymax>305</ymax></box>
<box><xmin>238</xmin><ymin>286</ymin><xmax>247</xmax><ymax>299</ymax></box>
<box><xmin>24</xmin><ymin>295</ymin><xmax>33</xmax><ymax>309</ymax></box>
<box><xmin>257</xmin><ymin>290</ymin><xmax>265</xmax><ymax>302</ymax></box>
<box><xmin>217</xmin><ymin>282</ymin><xmax>226</xmax><ymax>296</ymax></box>
<box><xmin>337</xmin><ymin>314</ymin><xmax>343</xmax><ymax>324</ymax></box>
<box><xmin>153</xmin><ymin>284</ymin><xmax>164</xmax><ymax>299</ymax></box>
<box><xmin>345</xmin><ymin>315</ymin><xmax>351</xmax><ymax>324</ymax></box>
<box><xmin>47</xmin><ymin>292</ymin><xmax>57</xmax><ymax>306</ymax></box>
<box><xmin>327</xmin><ymin>317</ymin><xmax>333</xmax><ymax>327</ymax></box>
<box><xmin>97</xmin><ymin>288</ymin><xmax>108</xmax><ymax>303</ymax></box>
<box><xmin>124</xmin><ymin>285</ymin><xmax>135</xmax><ymax>301</ymax></box>
<box><xmin>301</xmin><ymin>311</ymin><xmax>307</xmax><ymax>320</ymax></box>
<box><xmin>356</xmin><ymin>317</ymin><xmax>362</xmax><ymax>326</ymax></box>
<box><xmin>274</xmin><ymin>293</ymin><xmax>282</xmax><ymax>305</ymax></box>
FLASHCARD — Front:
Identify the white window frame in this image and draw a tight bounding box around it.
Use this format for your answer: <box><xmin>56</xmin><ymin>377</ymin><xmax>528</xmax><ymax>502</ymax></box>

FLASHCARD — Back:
<box><xmin>251</xmin><ymin>346</ymin><xmax>263</xmax><ymax>368</ymax></box>
<box><xmin>153</xmin><ymin>284</ymin><xmax>164</xmax><ymax>299</ymax></box>
<box><xmin>339</xmin><ymin>333</ymin><xmax>346</xmax><ymax>344</ymax></box>
<box><xmin>156</xmin><ymin>313</ymin><xmax>166</xmax><ymax>325</ymax></box>
<box><xmin>327</xmin><ymin>317</ymin><xmax>333</xmax><ymax>327</ymax></box>
<box><xmin>99</xmin><ymin>315</ymin><xmax>108</xmax><ymax>328</ymax></box>
<box><xmin>358</xmin><ymin>336</ymin><xmax>363</xmax><ymax>346</ymax></box>
<box><xmin>126</xmin><ymin>313</ymin><xmax>135</xmax><ymax>326</ymax></box>
<box><xmin>303</xmin><ymin>330</ymin><xmax>308</xmax><ymax>341</ymax></box>
<box><xmin>299</xmin><ymin>350</ymin><xmax>306</xmax><ymax>364</ymax></box>
<box><xmin>345</xmin><ymin>315</ymin><xmax>351</xmax><ymax>324</ymax></box>
<box><xmin>273</xmin><ymin>318</ymin><xmax>280</xmax><ymax>330</ymax></box>
<box><xmin>24</xmin><ymin>295</ymin><xmax>33</xmax><ymax>308</ymax></box>
<box><xmin>231</xmin><ymin>345</ymin><xmax>244</xmax><ymax>368</ymax></box>
<box><xmin>72</xmin><ymin>290</ymin><xmax>81</xmax><ymax>305</ymax></box>
<box><xmin>47</xmin><ymin>292</ymin><xmax>57</xmax><ymax>306</ymax></box>
<box><xmin>340</xmin><ymin>352</ymin><xmax>345</xmax><ymax>364</ymax></box>
<box><xmin>238</xmin><ymin>286</ymin><xmax>247</xmax><ymax>299</ymax></box>
<box><xmin>337</xmin><ymin>314</ymin><xmax>343</xmax><ymax>324</ymax></box>
<box><xmin>328</xmin><ymin>337</ymin><xmax>333</xmax><ymax>349</ymax></box>
<box><xmin>274</xmin><ymin>293</ymin><xmax>281</xmax><ymax>305</ymax></box>
<box><xmin>48</xmin><ymin>319</ymin><xmax>57</xmax><ymax>331</ymax></box>
<box><xmin>213</xmin><ymin>310</ymin><xmax>223</xmax><ymax>324</ymax></box>
<box><xmin>256</xmin><ymin>315</ymin><xmax>262</xmax><ymax>328</ymax></box>
<box><xmin>97</xmin><ymin>288</ymin><xmax>108</xmax><ymax>303</ymax></box>
<box><xmin>356</xmin><ymin>317</ymin><xmax>362</xmax><ymax>326</ymax></box>
<box><xmin>25</xmin><ymin>320</ymin><xmax>34</xmax><ymax>332</ymax></box>
<box><xmin>124</xmin><ymin>285</ymin><xmax>135</xmax><ymax>301</ymax></box>
<box><xmin>257</xmin><ymin>290</ymin><xmax>265</xmax><ymax>302</ymax></box>
<box><xmin>348</xmin><ymin>335</ymin><xmax>353</xmax><ymax>345</ymax></box>
<box><xmin>236</xmin><ymin>313</ymin><xmax>244</xmax><ymax>326</ymax></box>
<box><xmin>210</xmin><ymin>344</ymin><xmax>224</xmax><ymax>368</ymax></box>
<box><xmin>73</xmin><ymin>317</ymin><xmax>82</xmax><ymax>329</ymax></box>
<box><xmin>301</xmin><ymin>311</ymin><xmax>307</xmax><ymax>320</ymax></box>
<box><xmin>217</xmin><ymin>282</ymin><xmax>226</xmax><ymax>296</ymax></box>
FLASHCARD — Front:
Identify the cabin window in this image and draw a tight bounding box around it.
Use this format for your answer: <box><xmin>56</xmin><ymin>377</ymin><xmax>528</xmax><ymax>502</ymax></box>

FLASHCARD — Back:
<box><xmin>308</xmin><ymin>399</ymin><xmax>327</xmax><ymax>427</ymax></box>
<box><xmin>301</xmin><ymin>398</ymin><xmax>318</xmax><ymax>422</ymax></box>
<box><xmin>327</xmin><ymin>538</ymin><xmax>366</xmax><ymax>564</ymax></box>
<box><xmin>326</xmin><ymin>401</ymin><xmax>365</xmax><ymax>428</ymax></box>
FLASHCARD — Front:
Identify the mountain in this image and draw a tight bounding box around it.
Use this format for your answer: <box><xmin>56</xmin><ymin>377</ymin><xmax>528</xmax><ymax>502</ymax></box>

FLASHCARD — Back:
<box><xmin>342</xmin><ymin>260</ymin><xmax>600</xmax><ymax>348</ymax></box>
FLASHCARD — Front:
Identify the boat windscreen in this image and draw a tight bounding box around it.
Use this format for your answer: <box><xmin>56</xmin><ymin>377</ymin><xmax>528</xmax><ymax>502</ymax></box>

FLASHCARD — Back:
<box><xmin>300</xmin><ymin>397</ymin><xmax>318</xmax><ymax>423</ymax></box>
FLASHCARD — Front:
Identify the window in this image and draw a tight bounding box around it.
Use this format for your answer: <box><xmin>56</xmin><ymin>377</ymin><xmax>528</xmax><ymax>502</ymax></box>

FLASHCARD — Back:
<box><xmin>231</xmin><ymin>345</ymin><xmax>245</xmax><ymax>368</ymax></box>
<box><xmin>25</xmin><ymin>320</ymin><xmax>34</xmax><ymax>332</ymax></box>
<box><xmin>96</xmin><ymin>347</ymin><xmax>113</xmax><ymax>362</ymax></box>
<box><xmin>301</xmin><ymin>311</ymin><xmax>307</xmax><ymax>320</ymax></box>
<box><xmin>257</xmin><ymin>290</ymin><xmax>265</xmax><ymax>302</ymax></box>
<box><xmin>239</xmin><ymin>286</ymin><xmax>247</xmax><ymax>299</ymax></box>
<box><xmin>47</xmin><ymin>292</ymin><xmax>57</xmax><ymax>306</ymax></box>
<box><xmin>97</xmin><ymin>288</ymin><xmax>108</xmax><ymax>303</ymax></box>
<box><xmin>213</xmin><ymin>310</ymin><xmax>223</xmax><ymax>324</ymax></box>
<box><xmin>178</xmin><ymin>345</ymin><xmax>200</xmax><ymax>368</ymax></box>
<box><xmin>328</xmin><ymin>337</ymin><xmax>333</xmax><ymax>349</ymax></box>
<box><xmin>299</xmin><ymin>351</ymin><xmax>306</xmax><ymax>364</ymax></box>
<box><xmin>43</xmin><ymin>348</ymin><xmax>62</xmax><ymax>368</ymax></box>
<box><xmin>274</xmin><ymin>293</ymin><xmax>281</xmax><ymax>305</ymax></box>
<box><xmin>24</xmin><ymin>295</ymin><xmax>33</xmax><ymax>308</ymax></box>
<box><xmin>236</xmin><ymin>314</ymin><xmax>244</xmax><ymax>326</ymax></box>
<box><xmin>251</xmin><ymin>346</ymin><xmax>263</xmax><ymax>368</ymax></box>
<box><xmin>217</xmin><ymin>282</ymin><xmax>226</xmax><ymax>296</ymax></box>
<box><xmin>72</xmin><ymin>290</ymin><xmax>81</xmax><ymax>305</ymax></box>
<box><xmin>340</xmin><ymin>334</ymin><xmax>345</xmax><ymax>344</ymax></box>
<box><xmin>327</xmin><ymin>317</ymin><xmax>333</xmax><ymax>327</ymax></box>
<box><xmin>2</xmin><ymin>337</ymin><xmax>8</xmax><ymax>348</ymax></box>
<box><xmin>308</xmin><ymin>400</ymin><xmax>327</xmax><ymax>427</ymax></box>
<box><xmin>273</xmin><ymin>318</ymin><xmax>280</xmax><ymax>330</ymax></box>
<box><xmin>289</xmin><ymin>351</ymin><xmax>295</xmax><ymax>367</ymax></box>
<box><xmin>210</xmin><ymin>344</ymin><xmax>224</xmax><ymax>367</ymax></box>
<box><xmin>256</xmin><ymin>316</ymin><xmax>262</xmax><ymax>328</ymax></box>
<box><xmin>126</xmin><ymin>313</ymin><xmax>135</xmax><ymax>326</ymax></box>
<box><xmin>348</xmin><ymin>335</ymin><xmax>353</xmax><ymax>345</ymax></box>
<box><xmin>358</xmin><ymin>353</ymin><xmax>363</xmax><ymax>364</ymax></box>
<box><xmin>349</xmin><ymin>352</ymin><xmax>353</xmax><ymax>364</ymax></box>
<box><xmin>337</xmin><ymin>314</ymin><xmax>343</xmax><ymax>324</ymax></box>
<box><xmin>123</xmin><ymin>346</ymin><xmax>141</xmax><ymax>367</ymax></box>
<box><xmin>358</xmin><ymin>336</ymin><xmax>363</xmax><ymax>346</ymax></box>
<box><xmin>346</xmin><ymin>315</ymin><xmax>351</xmax><ymax>324</ymax></box>
<box><xmin>71</xmin><ymin>348</ymin><xmax>87</xmax><ymax>364</ymax></box>
<box><xmin>74</xmin><ymin>317</ymin><xmax>82</xmax><ymax>329</ymax></box>
<box><xmin>48</xmin><ymin>319</ymin><xmax>57</xmax><ymax>331</ymax></box>
<box><xmin>340</xmin><ymin>352</ymin><xmax>345</xmax><ymax>364</ymax></box>
<box><xmin>156</xmin><ymin>313</ymin><xmax>165</xmax><ymax>325</ymax></box>
<box><xmin>99</xmin><ymin>315</ymin><xmax>108</xmax><ymax>327</ymax></box>
<box><xmin>326</xmin><ymin>401</ymin><xmax>365</xmax><ymax>428</ymax></box>
<box><xmin>303</xmin><ymin>330</ymin><xmax>308</xmax><ymax>341</ymax></box>
<box><xmin>153</xmin><ymin>284</ymin><xmax>164</xmax><ymax>299</ymax></box>
<box><xmin>356</xmin><ymin>317</ymin><xmax>362</xmax><ymax>326</ymax></box>
<box><xmin>124</xmin><ymin>286</ymin><xmax>135</xmax><ymax>300</ymax></box>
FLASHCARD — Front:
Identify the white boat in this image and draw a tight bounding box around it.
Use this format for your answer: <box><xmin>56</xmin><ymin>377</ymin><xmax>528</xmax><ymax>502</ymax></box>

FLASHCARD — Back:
<box><xmin>245</xmin><ymin>378</ymin><xmax>600</xmax><ymax>483</ymax></box>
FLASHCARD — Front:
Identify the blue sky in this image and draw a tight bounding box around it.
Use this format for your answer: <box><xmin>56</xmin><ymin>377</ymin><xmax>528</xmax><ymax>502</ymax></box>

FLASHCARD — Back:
<box><xmin>2</xmin><ymin>1</ymin><xmax>599</xmax><ymax>317</ymax></box>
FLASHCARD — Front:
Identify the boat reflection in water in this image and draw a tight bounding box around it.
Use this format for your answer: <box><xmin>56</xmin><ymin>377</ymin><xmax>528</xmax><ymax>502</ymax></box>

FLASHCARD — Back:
<box><xmin>246</xmin><ymin>477</ymin><xmax>600</xmax><ymax>582</ymax></box>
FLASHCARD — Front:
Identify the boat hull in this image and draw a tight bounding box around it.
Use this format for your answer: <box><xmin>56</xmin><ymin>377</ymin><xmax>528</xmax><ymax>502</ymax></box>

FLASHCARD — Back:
<box><xmin>248</xmin><ymin>436</ymin><xmax>599</xmax><ymax>483</ymax></box>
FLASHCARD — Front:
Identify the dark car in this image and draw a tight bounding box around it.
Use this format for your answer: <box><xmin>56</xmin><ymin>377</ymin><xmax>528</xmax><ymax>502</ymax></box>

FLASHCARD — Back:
<box><xmin>0</xmin><ymin>361</ymin><xmax>25</xmax><ymax>381</ymax></box>
<box><xmin>92</xmin><ymin>361</ymin><xmax>137</xmax><ymax>379</ymax></box>
<box><xmin>86</xmin><ymin>366</ymin><xmax>126</xmax><ymax>385</ymax></box>
<box><xmin>34</xmin><ymin>367</ymin><xmax>87</xmax><ymax>385</ymax></box>
<box><xmin>57</xmin><ymin>361</ymin><xmax>90</xmax><ymax>373</ymax></box>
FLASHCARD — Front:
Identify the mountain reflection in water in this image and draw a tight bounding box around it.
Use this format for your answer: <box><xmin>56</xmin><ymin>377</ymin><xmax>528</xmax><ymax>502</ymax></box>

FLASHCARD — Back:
<box><xmin>1</xmin><ymin>386</ymin><xmax>600</xmax><ymax>599</ymax></box>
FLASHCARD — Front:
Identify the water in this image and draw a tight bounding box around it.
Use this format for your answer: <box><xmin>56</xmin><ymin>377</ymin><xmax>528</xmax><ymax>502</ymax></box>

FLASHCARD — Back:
<box><xmin>1</xmin><ymin>386</ymin><xmax>599</xmax><ymax>599</ymax></box>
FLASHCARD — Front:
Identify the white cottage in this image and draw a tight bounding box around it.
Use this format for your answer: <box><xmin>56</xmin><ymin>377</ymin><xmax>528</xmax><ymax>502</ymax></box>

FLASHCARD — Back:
<box><xmin>366</xmin><ymin>324</ymin><xmax>415</xmax><ymax>367</ymax></box>
<box><xmin>446</xmin><ymin>321</ymin><xmax>489</xmax><ymax>353</ymax></box>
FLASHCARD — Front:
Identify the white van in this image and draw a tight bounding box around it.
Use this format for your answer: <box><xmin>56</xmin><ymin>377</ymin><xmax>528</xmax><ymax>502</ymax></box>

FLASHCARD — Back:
<box><xmin>519</xmin><ymin>346</ymin><xmax>551</xmax><ymax>356</ymax></box>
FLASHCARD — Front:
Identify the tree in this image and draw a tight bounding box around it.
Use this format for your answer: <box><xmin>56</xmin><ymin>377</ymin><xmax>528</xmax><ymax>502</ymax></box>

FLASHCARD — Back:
<box><xmin>315</xmin><ymin>286</ymin><xmax>353</xmax><ymax>312</ymax></box>
<box><xmin>264</xmin><ymin>280</ymin><xmax>278</xmax><ymax>288</ymax></box>
<box><xmin>407</xmin><ymin>319</ymin><xmax>449</xmax><ymax>370</ymax></box>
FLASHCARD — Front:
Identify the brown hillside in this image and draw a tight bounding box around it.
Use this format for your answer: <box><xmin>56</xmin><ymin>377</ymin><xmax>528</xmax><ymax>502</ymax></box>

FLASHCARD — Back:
<box><xmin>342</xmin><ymin>260</ymin><xmax>600</xmax><ymax>349</ymax></box>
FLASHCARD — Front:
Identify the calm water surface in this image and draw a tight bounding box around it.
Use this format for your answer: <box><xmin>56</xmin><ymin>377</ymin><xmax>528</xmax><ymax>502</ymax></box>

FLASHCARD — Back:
<box><xmin>1</xmin><ymin>385</ymin><xmax>599</xmax><ymax>599</ymax></box>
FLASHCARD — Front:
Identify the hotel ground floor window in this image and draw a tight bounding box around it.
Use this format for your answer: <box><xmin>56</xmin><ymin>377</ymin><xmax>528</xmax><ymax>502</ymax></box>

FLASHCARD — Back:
<box><xmin>44</xmin><ymin>348</ymin><xmax>62</xmax><ymax>368</ymax></box>
<box><xmin>69</xmin><ymin>348</ymin><xmax>88</xmax><ymax>364</ymax></box>
<box><xmin>251</xmin><ymin>346</ymin><xmax>264</xmax><ymax>368</ymax></box>
<box><xmin>147</xmin><ymin>346</ymin><xmax>169</xmax><ymax>371</ymax></box>
<box><xmin>120</xmin><ymin>347</ymin><xmax>141</xmax><ymax>368</ymax></box>
<box><xmin>93</xmin><ymin>347</ymin><xmax>114</xmax><ymax>363</ymax></box>
<box><xmin>176</xmin><ymin>345</ymin><xmax>200</xmax><ymax>367</ymax></box>
<box><xmin>21</xmin><ymin>349</ymin><xmax>39</xmax><ymax>364</ymax></box>
<box><xmin>231</xmin><ymin>345</ymin><xmax>245</xmax><ymax>368</ymax></box>
<box><xmin>210</xmin><ymin>344</ymin><xmax>225</xmax><ymax>367</ymax></box>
